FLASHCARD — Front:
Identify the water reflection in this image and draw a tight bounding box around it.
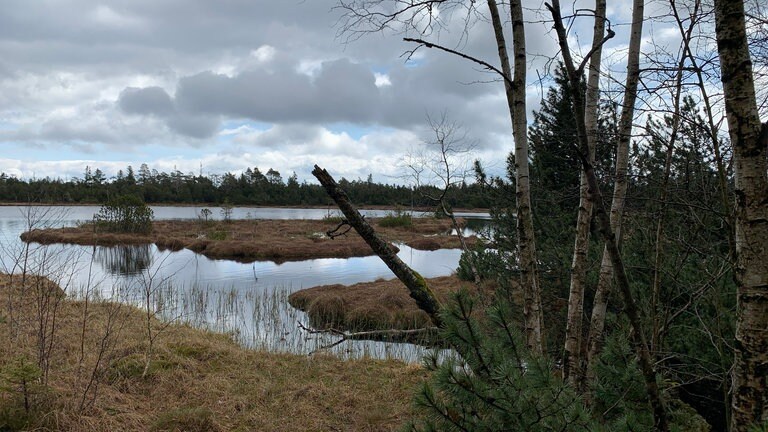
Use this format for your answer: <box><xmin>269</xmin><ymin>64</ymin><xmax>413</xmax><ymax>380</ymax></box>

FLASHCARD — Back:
<box><xmin>95</xmin><ymin>244</ymin><xmax>153</xmax><ymax>275</ymax></box>
<box><xmin>99</xmin><ymin>244</ymin><xmax>462</xmax><ymax>294</ymax></box>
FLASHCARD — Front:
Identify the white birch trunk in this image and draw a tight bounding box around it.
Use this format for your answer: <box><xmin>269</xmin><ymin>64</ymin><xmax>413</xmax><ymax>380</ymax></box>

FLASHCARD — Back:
<box><xmin>547</xmin><ymin>1</ymin><xmax>668</xmax><ymax>428</ymax></box>
<box><xmin>487</xmin><ymin>0</ymin><xmax>544</xmax><ymax>355</ymax></box>
<box><xmin>563</xmin><ymin>0</ymin><xmax>605</xmax><ymax>387</ymax></box>
<box><xmin>713</xmin><ymin>0</ymin><xmax>768</xmax><ymax>429</ymax></box>
<box><xmin>585</xmin><ymin>0</ymin><xmax>645</xmax><ymax>387</ymax></box>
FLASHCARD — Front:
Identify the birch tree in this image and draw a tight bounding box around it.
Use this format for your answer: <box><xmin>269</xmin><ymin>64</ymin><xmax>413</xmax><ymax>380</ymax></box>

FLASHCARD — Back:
<box><xmin>585</xmin><ymin>0</ymin><xmax>646</xmax><ymax>391</ymax></box>
<box><xmin>563</xmin><ymin>0</ymin><xmax>606</xmax><ymax>387</ymax></box>
<box><xmin>487</xmin><ymin>0</ymin><xmax>544</xmax><ymax>355</ymax></box>
<box><xmin>713</xmin><ymin>0</ymin><xmax>768</xmax><ymax>429</ymax></box>
<box><xmin>546</xmin><ymin>0</ymin><xmax>669</xmax><ymax>429</ymax></box>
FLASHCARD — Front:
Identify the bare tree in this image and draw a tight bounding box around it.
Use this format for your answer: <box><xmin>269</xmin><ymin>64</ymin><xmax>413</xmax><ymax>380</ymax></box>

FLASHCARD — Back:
<box><xmin>404</xmin><ymin>113</ymin><xmax>480</xmax><ymax>283</ymax></box>
<box><xmin>713</xmin><ymin>0</ymin><xmax>768</xmax><ymax>429</ymax></box>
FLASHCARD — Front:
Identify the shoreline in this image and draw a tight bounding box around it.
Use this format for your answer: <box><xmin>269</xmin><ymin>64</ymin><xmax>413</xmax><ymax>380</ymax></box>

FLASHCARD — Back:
<box><xmin>0</xmin><ymin>202</ymin><xmax>490</xmax><ymax>213</ymax></box>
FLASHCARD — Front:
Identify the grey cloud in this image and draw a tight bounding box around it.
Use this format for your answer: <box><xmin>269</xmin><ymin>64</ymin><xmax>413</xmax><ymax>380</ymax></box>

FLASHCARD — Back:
<box><xmin>173</xmin><ymin>59</ymin><xmax>381</xmax><ymax>125</ymax></box>
<box><xmin>0</xmin><ymin>0</ymin><xmax>400</xmax><ymax>75</ymax></box>
<box><xmin>118</xmin><ymin>86</ymin><xmax>174</xmax><ymax>116</ymax></box>
<box><xmin>166</xmin><ymin>114</ymin><xmax>221</xmax><ymax>139</ymax></box>
<box><xmin>116</xmin><ymin>86</ymin><xmax>220</xmax><ymax>139</ymax></box>
<box><xmin>313</xmin><ymin>59</ymin><xmax>380</xmax><ymax>122</ymax></box>
<box><xmin>2</xmin><ymin>0</ymin><xmax>566</xmax><ymax>153</ymax></box>
<box><xmin>143</xmin><ymin>53</ymin><xmax>511</xmax><ymax>141</ymax></box>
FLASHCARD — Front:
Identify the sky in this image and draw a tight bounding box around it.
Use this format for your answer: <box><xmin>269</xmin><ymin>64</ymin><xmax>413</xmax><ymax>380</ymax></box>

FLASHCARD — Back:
<box><xmin>0</xmin><ymin>0</ymin><xmax>684</xmax><ymax>185</ymax></box>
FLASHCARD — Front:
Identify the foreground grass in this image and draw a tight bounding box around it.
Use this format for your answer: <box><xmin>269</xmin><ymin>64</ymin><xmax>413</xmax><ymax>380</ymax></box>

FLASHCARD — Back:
<box><xmin>21</xmin><ymin>217</ymin><xmax>475</xmax><ymax>263</ymax></box>
<box><xmin>0</xmin><ymin>274</ymin><xmax>427</xmax><ymax>431</ymax></box>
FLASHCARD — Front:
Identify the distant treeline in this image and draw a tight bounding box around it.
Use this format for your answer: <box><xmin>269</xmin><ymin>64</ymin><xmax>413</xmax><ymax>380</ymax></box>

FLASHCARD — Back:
<box><xmin>0</xmin><ymin>164</ymin><xmax>489</xmax><ymax>209</ymax></box>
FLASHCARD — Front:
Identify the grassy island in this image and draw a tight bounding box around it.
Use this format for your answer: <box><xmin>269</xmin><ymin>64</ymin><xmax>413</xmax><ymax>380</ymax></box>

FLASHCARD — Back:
<box><xmin>289</xmin><ymin>276</ymin><xmax>487</xmax><ymax>333</ymax></box>
<box><xmin>20</xmin><ymin>216</ymin><xmax>476</xmax><ymax>263</ymax></box>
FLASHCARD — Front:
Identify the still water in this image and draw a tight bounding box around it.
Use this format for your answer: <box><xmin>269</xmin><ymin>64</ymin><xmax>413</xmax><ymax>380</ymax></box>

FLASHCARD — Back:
<box><xmin>0</xmin><ymin>205</ymin><xmax>487</xmax><ymax>362</ymax></box>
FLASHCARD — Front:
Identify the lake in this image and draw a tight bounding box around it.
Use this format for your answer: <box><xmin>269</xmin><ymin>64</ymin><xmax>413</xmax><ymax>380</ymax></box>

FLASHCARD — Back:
<box><xmin>0</xmin><ymin>205</ymin><xmax>488</xmax><ymax>362</ymax></box>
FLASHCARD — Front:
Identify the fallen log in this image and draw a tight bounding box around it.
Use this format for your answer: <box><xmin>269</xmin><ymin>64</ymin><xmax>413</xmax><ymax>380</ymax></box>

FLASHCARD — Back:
<box><xmin>312</xmin><ymin>165</ymin><xmax>443</xmax><ymax>326</ymax></box>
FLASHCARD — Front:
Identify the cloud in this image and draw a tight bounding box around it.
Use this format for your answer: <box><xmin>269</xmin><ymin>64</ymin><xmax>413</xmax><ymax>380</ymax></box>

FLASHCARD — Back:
<box><xmin>119</xmin><ymin>52</ymin><xmax>516</xmax><ymax>143</ymax></box>
<box><xmin>0</xmin><ymin>0</ymin><xmax>649</xmax><ymax>184</ymax></box>
<box><xmin>118</xmin><ymin>86</ymin><xmax>174</xmax><ymax>116</ymax></box>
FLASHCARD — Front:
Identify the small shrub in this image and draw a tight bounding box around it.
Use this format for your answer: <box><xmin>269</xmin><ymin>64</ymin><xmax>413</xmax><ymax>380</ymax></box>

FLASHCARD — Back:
<box><xmin>151</xmin><ymin>406</ymin><xmax>219</xmax><ymax>432</ymax></box>
<box><xmin>220</xmin><ymin>200</ymin><xmax>233</xmax><ymax>223</ymax></box>
<box><xmin>94</xmin><ymin>195</ymin><xmax>154</xmax><ymax>234</ymax></box>
<box><xmin>198</xmin><ymin>208</ymin><xmax>214</xmax><ymax>228</ymax></box>
<box><xmin>0</xmin><ymin>355</ymin><xmax>41</xmax><ymax>406</ymax></box>
<box><xmin>322</xmin><ymin>212</ymin><xmax>344</xmax><ymax>224</ymax></box>
<box><xmin>207</xmin><ymin>230</ymin><xmax>228</xmax><ymax>241</ymax></box>
<box><xmin>378</xmin><ymin>209</ymin><xmax>413</xmax><ymax>228</ymax></box>
<box><xmin>0</xmin><ymin>355</ymin><xmax>46</xmax><ymax>430</ymax></box>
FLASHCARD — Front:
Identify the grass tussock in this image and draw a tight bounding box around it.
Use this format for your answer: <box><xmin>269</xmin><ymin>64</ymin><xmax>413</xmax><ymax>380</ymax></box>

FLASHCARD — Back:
<box><xmin>289</xmin><ymin>275</ymin><xmax>490</xmax><ymax>334</ymax></box>
<box><xmin>21</xmin><ymin>218</ymin><xmax>475</xmax><ymax>263</ymax></box>
<box><xmin>0</xmin><ymin>273</ymin><xmax>428</xmax><ymax>431</ymax></box>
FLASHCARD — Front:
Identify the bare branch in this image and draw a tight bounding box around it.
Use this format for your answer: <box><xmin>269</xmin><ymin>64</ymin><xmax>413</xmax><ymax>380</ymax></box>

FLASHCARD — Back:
<box><xmin>403</xmin><ymin>37</ymin><xmax>513</xmax><ymax>86</ymax></box>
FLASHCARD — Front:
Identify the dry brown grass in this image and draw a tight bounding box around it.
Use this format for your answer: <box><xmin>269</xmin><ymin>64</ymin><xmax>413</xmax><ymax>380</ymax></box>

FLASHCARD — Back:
<box><xmin>289</xmin><ymin>276</ymin><xmax>494</xmax><ymax>333</ymax></box>
<box><xmin>21</xmin><ymin>218</ymin><xmax>476</xmax><ymax>263</ymax></box>
<box><xmin>0</xmin><ymin>273</ymin><xmax>428</xmax><ymax>431</ymax></box>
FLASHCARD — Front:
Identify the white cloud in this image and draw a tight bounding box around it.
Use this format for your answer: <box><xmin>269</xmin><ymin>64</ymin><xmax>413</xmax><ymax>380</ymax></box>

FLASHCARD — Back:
<box><xmin>374</xmin><ymin>72</ymin><xmax>392</xmax><ymax>87</ymax></box>
<box><xmin>251</xmin><ymin>45</ymin><xmax>276</xmax><ymax>63</ymax></box>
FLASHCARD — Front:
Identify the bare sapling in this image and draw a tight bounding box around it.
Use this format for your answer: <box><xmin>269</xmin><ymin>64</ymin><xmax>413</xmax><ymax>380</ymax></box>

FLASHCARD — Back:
<box><xmin>403</xmin><ymin>112</ymin><xmax>481</xmax><ymax>283</ymax></box>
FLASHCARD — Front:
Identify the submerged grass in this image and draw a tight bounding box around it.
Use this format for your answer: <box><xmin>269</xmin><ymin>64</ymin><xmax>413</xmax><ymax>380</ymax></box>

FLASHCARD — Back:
<box><xmin>0</xmin><ymin>273</ymin><xmax>428</xmax><ymax>431</ymax></box>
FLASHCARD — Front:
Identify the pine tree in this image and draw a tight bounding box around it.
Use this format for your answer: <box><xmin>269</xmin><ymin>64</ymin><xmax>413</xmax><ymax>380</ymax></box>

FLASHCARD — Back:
<box><xmin>408</xmin><ymin>289</ymin><xmax>595</xmax><ymax>431</ymax></box>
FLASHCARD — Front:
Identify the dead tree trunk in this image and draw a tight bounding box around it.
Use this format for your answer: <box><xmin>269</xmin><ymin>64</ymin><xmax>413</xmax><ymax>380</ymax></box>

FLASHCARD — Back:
<box><xmin>312</xmin><ymin>165</ymin><xmax>443</xmax><ymax>327</ymax></box>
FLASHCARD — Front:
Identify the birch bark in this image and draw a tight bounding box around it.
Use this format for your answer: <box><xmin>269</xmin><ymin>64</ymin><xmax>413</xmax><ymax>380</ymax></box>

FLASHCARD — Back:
<box><xmin>487</xmin><ymin>0</ymin><xmax>544</xmax><ymax>355</ymax></box>
<box><xmin>713</xmin><ymin>0</ymin><xmax>768</xmax><ymax>429</ymax></box>
<box><xmin>585</xmin><ymin>0</ymin><xmax>645</xmax><ymax>387</ymax></box>
<box><xmin>563</xmin><ymin>0</ymin><xmax>605</xmax><ymax>387</ymax></box>
<box><xmin>547</xmin><ymin>1</ymin><xmax>668</xmax><ymax>429</ymax></box>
